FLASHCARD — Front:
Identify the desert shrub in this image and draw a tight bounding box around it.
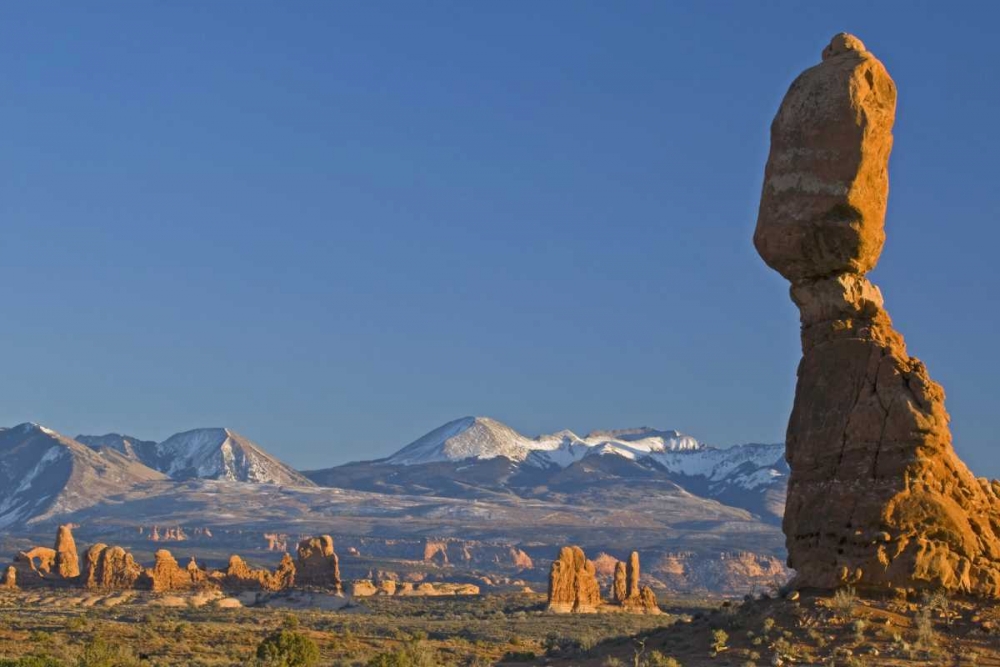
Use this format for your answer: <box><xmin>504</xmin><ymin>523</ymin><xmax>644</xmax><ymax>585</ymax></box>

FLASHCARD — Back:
<box><xmin>501</xmin><ymin>652</ymin><xmax>537</xmax><ymax>663</ymax></box>
<box><xmin>913</xmin><ymin>607</ymin><xmax>936</xmax><ymax>651</ymax></box>
<box><xmin>601</xmin><ymin>658</ymin><xmax>624</xmax><ymax>667</ymax></box>
<box><xmin>831</xmin><ymin>586</ymin><xmax>856</xmax><ymax>619</ymax></box>
<box><xmin>710</xmin><ymin>628</ymin><xmax>728</xmax><ymax>654</ymax></box>
<box><xmin>365</xmin><ymin>643</ymin><xmax>440</xmax><ymax>667</ymax></box>
<box><xmin>852</xmin><ymin>618</ymin><xmax>867</xmax><ymax>643</ymax></box>
<box><xmin>255</xmin><ymin>630</ymin><xmax>320</xmax><ymax>667</ymax></box>
<box><xmin>76</xmin><ymin>637</ymin><xmax>140</xmax><ymax>667</ymax></box>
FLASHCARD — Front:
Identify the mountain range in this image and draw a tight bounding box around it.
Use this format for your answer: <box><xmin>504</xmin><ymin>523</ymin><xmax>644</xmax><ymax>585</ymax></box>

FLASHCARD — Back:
<box><xmin>0</xmin><ymin>416</ymin><xmax>787</xmax><ymax>531</ymax></box>
<box><xmin>0</xmin><ymin>416</ymin><xmax>789</xmax><ymax>595</ymax></box>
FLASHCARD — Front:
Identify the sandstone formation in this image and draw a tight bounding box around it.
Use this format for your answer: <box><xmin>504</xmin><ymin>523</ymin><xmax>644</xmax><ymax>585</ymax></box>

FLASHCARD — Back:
<box><xmin>755</xmin><ymin>33</ymin><xmax>1000</xmax><ymax>596</ymax></box>
<box><xmin>295</xmin><ymin>535</ymin><xmax>342</xmax><ymax>591</ymax></box>
<box><xmin>265</xmin><ymin>533</ymin><xmax>288</xmax><ymax>552</ymax></box>
<box><xmin>84</xmin><ymin>544</ymin><xmax>143</xmax><ymax>590</ymax></box>
<box><xmin>220</xmin><ymin>553</ymin><xmax>296</xmax><ymax>592</ymax></box>
<box><xmin>1</xmin><ymin>565</ymin><xmax>15</xmax><ymax>590</ymax></box>
<box><xmin>547</xmin><ymin>546</ymin><xmax>601</xmax><ymax>613</ymax></box>
<box><xmin>54</xmin><ymin>524</ymin><xmax>80</xmax><ymax>578</ymax></box>
<box><xmin>15</xmin><ymin>547</ymin><xmax>57</xmax><ymax>578</ymax></box>
<box><xmin>611</xmin><ymin>552</ymin><xmax>660</xmax><ymax>613</ymax></box>
<box><xmin>146</xmin><ymin>550</ymin><xmax>212</xmax><ymax>592</ymax></box>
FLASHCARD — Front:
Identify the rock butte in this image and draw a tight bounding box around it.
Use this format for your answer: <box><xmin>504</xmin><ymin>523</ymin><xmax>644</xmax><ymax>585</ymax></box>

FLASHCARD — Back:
<box><xmin>756</xmin><ymin>33</ymin><xmax>1000</xmax><ymax>596</ymax></box>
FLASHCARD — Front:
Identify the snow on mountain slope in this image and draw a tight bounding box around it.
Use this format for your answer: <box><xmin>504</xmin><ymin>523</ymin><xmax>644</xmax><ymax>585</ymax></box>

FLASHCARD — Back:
<box><xmin>386</xmin><ymin>417</ymin><xmax>705</xmax><ymax>468</ymax></box>
<box><xmin>384</xmin><ymin>417</ymin><xmax>781</xmax><ymax>487</ymax></box>
<box><xmin>150</xmin><ymin>428</ymin><xmax>314</xmax><ymax>486</ymax></box>
<box><xmin>0</xmin><ymin>423</ymin><xmax>167</xmax><ymax>529</ymax></box>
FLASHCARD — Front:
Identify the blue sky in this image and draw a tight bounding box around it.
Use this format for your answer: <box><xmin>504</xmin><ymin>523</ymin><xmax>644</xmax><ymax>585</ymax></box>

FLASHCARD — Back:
<box><xmin>1</xmin><ymin>2</ymin><xmax>997</xmax><ymax>475</ymax></box>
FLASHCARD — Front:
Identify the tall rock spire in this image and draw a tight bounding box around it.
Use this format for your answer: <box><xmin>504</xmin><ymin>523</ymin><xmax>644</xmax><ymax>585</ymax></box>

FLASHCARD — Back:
<box><xmin>755</xmin><ymin>33</ymin><xmax>1000</xmax><ymax>597</ymax></box>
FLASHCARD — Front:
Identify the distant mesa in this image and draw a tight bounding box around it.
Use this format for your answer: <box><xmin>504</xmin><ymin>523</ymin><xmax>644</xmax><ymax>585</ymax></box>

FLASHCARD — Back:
<box><xmin>755</xmin><ymin>33</ymin><xmax>1000</xmax><ymax>597</ymax></box>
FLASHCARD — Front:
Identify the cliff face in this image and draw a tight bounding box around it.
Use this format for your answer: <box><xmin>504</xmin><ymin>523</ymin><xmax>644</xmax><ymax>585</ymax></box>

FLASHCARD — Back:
<box><xmin>755</xmin><ymin>33</ymin><xmax>1000</xmax><ymax>597</ymax></box>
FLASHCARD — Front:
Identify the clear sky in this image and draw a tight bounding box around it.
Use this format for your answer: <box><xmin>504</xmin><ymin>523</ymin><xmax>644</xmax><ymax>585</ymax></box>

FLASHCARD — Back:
<box><xmin>1</xmin><ymin>2</ymin><xmax>997</xmax><ymax>475</ymax></box>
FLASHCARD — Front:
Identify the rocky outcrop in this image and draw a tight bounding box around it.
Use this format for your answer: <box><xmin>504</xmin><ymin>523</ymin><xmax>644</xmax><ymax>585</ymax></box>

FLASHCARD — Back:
<box><xmin>146</xmin><ymin>550</ymin><xmax>212</xmax><ymax>592</ymax></box>
<box><xmin>611</xmin><ymin>552</ymin><xmax>660</xmax><ymax>613</ymax></box>
<box><xmin>755</xmin><ymin>33</ymin><xmax>1000</xmax><ymax>597</ymax></box>
<box><xmin>295</xmin><ymin>535</ymin><xmax>342</xmax><ymax>591</ymax></box>
<box><xmin>54</xmin><ymin>525</ymin><xmax>80</xmax><ymax>579</ymax></box>
<box><xmin>150</xmin><ymin>526</ymin><xmax>187</xmax><ymax>542</ymax></box>
<box><xmin>1</xmin><ymin>565</ymin><xmax>15</xmax><ymax>590</ymax></box>
<box><xmin>83</xmin><ymin>544</ymin><xmax>143</xmax><ymax>590</ymax></box>
<box><xmin>423</xmin><ymin>540</ymin><xmax>449</xmax><ymax>565</ymax></box>
<box><xmin>265</xmin><ymin>533</ymin><xmax>288</xmax><ymax>552</ymax></box>
<box><xmin>547</xmin><ymin>546</ymin><xmax>601</xmax><ymax>613</ymax></box>
<box><xmin>350</xmin><ymin>579</ymin><xmax>378</xmax><ymax>597</ymax></box>
<box><xmin>220</xmin><ymin>553</ymin><xmax>295</xmax><ymax>592</ymax></box>
<box><xmin>350</xmin><ymin>577</ymin><xmax>478</xmax><ymax>598</ymax></box>
<box><xmin>15</xmin><ymin>547</ymin><xmax>57</xmax><ymax>578</ymax></box>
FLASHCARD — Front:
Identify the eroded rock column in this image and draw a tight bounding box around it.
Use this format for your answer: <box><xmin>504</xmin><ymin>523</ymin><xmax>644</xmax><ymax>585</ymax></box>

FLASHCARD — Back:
<box><xmin>755</xmin><ymin>33</ymin><xmax>1000</xmax><ymax>597</ymax></box>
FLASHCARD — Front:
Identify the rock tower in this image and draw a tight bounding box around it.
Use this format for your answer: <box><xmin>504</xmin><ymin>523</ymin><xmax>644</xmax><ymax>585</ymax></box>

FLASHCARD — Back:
<box><xmin>547</xmin><ymin>546</ymin><xmax>601</xmax><ymax>613</ymax></box>
<box><xmin>755</xmin><ymin>33</ymin><xmax>1000</xmax><ymax>596</ymax></box>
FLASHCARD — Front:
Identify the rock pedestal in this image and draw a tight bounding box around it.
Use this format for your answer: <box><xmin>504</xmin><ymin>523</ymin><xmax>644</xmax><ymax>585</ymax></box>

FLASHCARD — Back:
<box><xmin>295</xmin><ymin>535</ymin><xmax>342</xmax><ymax>592</ymax></box>
<box><xmin>54</xmin><ymin>525</ymin><xmax>79</xmax><ymax>579</ymax></box>
<box><xmin>547</xmin><ymin>546</ymin><xmax>601</xmax><ymax>613</ymax></box>
<box><xmin>1</xmin><ymin>565</ymin><xmax>15</xmax><ymax>590</ymax></box>
<box><xmin>612</xmin><ymin>552</ymin><xmax>660</xmax><ymax>613</ymax></box>
<box><xmin>755</xmin><ymin>33</ymin><xmax>1000</xmax><ymax>597</ymax></box>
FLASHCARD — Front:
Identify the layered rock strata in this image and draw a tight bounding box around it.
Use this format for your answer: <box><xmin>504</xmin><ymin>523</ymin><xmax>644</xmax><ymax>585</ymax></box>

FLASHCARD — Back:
<box><xmin>755</xmin><ymin>33</ymin><xmax>1000</xmax><ymax>596</ymax></box>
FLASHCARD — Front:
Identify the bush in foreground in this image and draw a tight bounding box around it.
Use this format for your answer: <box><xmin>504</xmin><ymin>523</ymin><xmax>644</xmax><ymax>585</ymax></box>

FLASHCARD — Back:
<box><xmin>255</xmin><ymin>630</ymin><xmax>321</xmax><ymax>667</ymax></box>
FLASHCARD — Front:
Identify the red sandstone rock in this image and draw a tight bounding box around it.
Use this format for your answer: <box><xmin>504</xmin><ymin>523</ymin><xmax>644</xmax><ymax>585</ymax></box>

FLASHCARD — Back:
<box><xmin>547</xmin><ymin>546</ymin><xmax>601</xmax><ymax>613</ymax></box>
<box><xmin>612</xmin><ymin>552</ymin><xmax>660</xmax><ymax>613</ymax></box>
<box><xmin>1</xmin><ymin>565</ymin><xmax>15</xmax><ymax>590</ymax></box>
<box><xmin>54</xmin><ymin>525</ymin><xmax>80</xmax><ymax>579</ymax></box>
<box><xmin>755</xmin><ymin>33</ymin><xmax>1000</xmax><ymax>597</ymax></box>
<box><xmin>295</xmin><ymin>535</ymin><xmax>342</xmax><ymax>591</ymax></box>
<box><xmin>83</xmin><ymin>544</ymin><xmax>143</xmax><ymax>590</ymax></box>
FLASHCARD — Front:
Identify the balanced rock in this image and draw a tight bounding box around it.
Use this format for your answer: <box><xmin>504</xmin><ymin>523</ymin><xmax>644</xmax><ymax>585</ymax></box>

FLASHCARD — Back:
<box><xmin>547</xmin><ymin>546</ymin><xmax>601</xmax><ymax>613</ymax></box>
<box><xmin>612</xmin><ymin>552</ymin><xmax>660</xmax><ymax>613</ymax></box>
<box><xmin>295</xmin><ymin>535</ymin><xmax>342</xmax><ymax>591</ymax></box>
<box><xmin>755</xmin><ymin>34</ymin><xmax>1000</xmax><ymax>596</ymax></box>
<box><xmin>54</xmin><ymin>525</ymin><xmax>80</xmax><ymax>579</ymax></box>
<box><xmin>84</xmin><ymin>544</ymin><xmax>143</xmax><ymax>590</ymax></box>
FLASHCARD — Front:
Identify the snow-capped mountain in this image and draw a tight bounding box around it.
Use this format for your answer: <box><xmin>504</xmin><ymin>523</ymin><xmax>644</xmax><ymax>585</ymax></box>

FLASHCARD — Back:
<box><xmin>307</xmin><ymin>416</ymin><xmax>788</xmax><ymax>521</ymax></box>
<box><xmin>0</xmin><ymin>423</ymin><xmax>167</xmax><ymax>529</ymax></box>
<box><xmin>146</xmin><ymin>428</ymin><xmax>313</xmax><ymax>486</ymax></box>
<box><xmin>386</xmin><ymin>416</ymin><xmax>703</xmax><ymax>467</ymax></box>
